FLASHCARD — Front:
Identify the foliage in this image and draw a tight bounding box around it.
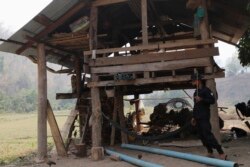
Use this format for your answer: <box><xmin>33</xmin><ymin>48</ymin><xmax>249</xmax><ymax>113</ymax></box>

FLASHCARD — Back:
<box><xmin>0</xmin><ymin>89</ymin><xmax>37</xmax><ymax>112</ymax></box>
<box><xmin>237</xmin><ymin>3</ymin><xmax>250</xmax><ymax>66</ymax></box>
<box><xmin>247</xmin><ymin>2</ymin><xmax>250</xmax><ymax>13</ymax></box>
<box><xmin>237</xmin><ymin>28</ymin><xmax>250</xmax><ymax>66</ymax></box>
<box><xmin>0</xmin><ymin>52</ymin><xmax>74</xmax><ymax>113</ymax></box>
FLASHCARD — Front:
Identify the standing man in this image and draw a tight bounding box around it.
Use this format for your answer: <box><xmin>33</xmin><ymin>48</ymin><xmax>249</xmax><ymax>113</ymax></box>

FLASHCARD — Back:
<box><xmin>191</xmin><ymin>73</ymin><xmax>226</xmax><ymax>160</ymax></box>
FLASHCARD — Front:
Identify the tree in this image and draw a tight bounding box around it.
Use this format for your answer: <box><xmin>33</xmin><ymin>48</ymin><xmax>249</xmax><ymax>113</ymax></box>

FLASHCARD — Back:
<box><xmin>237</xmin><ymin>28</ymin><xmax>250</xmax><ymax>66</ymax></box>
<box><xmin>237</xmin><ymin>3</ymin><xmax>250</xmax><ymax>66</ymax></box>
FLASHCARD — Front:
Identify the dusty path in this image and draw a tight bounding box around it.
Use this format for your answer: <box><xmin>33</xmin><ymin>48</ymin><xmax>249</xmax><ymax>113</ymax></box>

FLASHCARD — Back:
<box><xmin>21</xmin><ymin>137</ymin><xmax>250</xmax><ymax>167</ymax></box>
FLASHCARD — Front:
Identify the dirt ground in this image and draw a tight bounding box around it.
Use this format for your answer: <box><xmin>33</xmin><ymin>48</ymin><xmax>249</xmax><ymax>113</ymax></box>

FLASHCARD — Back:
<box><xmin>8</xmin><ymin>116</ymin><xmax>250</xmax><ymax>167</ymax></box>
<box><xmin>19</xmin><ymin>136</ymin><xmax>249</xmax><ymax>167</ymax></box>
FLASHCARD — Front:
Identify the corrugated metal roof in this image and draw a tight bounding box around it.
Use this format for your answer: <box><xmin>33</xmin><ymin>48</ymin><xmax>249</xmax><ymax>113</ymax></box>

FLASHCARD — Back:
<box><xmin>0</xmin><ymin>0</ymin><xmax>250</xmax><ymax>68</ymax></box>
<box><xmin>0</xmin><ymin>0</ymin><xmax>81</xmax><ymax>68</ymax></box>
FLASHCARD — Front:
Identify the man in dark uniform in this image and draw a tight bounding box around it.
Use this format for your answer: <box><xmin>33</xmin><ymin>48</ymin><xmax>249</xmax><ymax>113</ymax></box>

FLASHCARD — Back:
<box><xmin>191</xmin><ymin>73</ymin><xmax>226</xmax><ymax>160</ymax></box>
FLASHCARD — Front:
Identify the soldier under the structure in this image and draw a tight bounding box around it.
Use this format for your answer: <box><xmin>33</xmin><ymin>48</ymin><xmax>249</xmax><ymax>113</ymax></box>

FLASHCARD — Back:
<box><xmin>190</xmin><ymin>73</ymin><xmax>227</xmax><ymax>160</ymax></box>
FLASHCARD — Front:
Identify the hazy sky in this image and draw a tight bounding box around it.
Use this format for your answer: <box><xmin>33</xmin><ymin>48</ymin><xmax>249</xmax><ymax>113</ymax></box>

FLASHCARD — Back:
<box><xmin>216</xmin><ymin>41</ymin><xmax>237</xmax><ymax>67</ymax></box>
<box><xmin>0</xmin><ymin>0</ymin><xmax>52</xmax><ymax>36</ymax></box>
<box><xmin>0</xmin><ymin>0</ymin><xmax>237</xmax><ymax>68</ymax></box>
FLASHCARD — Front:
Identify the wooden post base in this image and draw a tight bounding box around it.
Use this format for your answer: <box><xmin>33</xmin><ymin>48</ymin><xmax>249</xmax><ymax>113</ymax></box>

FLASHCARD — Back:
<box><xmin>91</xmin><ymin>147</ymin><xmax>104</xmax><ymax>161</ymax></box>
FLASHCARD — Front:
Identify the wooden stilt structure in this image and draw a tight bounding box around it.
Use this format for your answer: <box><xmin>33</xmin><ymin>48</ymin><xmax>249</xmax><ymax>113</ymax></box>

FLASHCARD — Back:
<box><xmin>3</xmin><ymin>0</ymin><xmax>249</xmax><ymax>162</ymax></box>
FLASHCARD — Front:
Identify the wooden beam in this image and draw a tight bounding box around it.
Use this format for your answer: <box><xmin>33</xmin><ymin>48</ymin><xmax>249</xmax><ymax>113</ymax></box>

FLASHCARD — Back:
<box><xmin>60</xmin><ymin>110</ymin><xmax>78</xmax><ymax>146</ymax></box>
<box><xmin>47</xmin><ymin>68</ymin><xmax>74</xmax><ymax>74</ymax></box>
<box><xmin>56</xmin><ymin>93</ymin><xmax>77</xmax><ymax>99</ymax></box>
<box><xmin>212</xmin><ymin>31</ymin><xmax>236</xmax><ymax>45</ymax></box>
<box><xmin>141</xmin><ymin>0</ymin><xmax>148</xmax><ymax>45</ymax></box>
<box><xmin>25</xmin><ymin>35</ymin><xmax>76</xmax><ymax>56</ymax></box>
<box><xmin>89</xmin><ymin>47</ymin><xmax>219</xmax><ymax>67</ymax></box>
<box><xmin>212</xmin><ymin>21</ymin><xmax>239</xmax><ymax>36</ymax></box>
<box><xmin>134</xmin><ymin>94</ymin><xmax>141</xmax><ymax>132</ymax></box>
<box><xmin>88</xmin><ymin>72</ymin><xmax>225</xmax><ymax>87</ymax></box>
<box><xmin>92</xmin><ymin>0</ymin><xmax>127</xmax><ymax>6</ymax></box>
<box><xmin>231</xmin><ymin>26</ymin><xmax>248</xmax><ymax>44</ymax></box>
<box><xmin>0</xmin><ymin>38</ymin><xmax>70</xmax><ymax>58</ymax></box>
<box><xmin>33</xmin><ymin>14</ymin><xmax>53</xmax><ymax>26</ymax></box>
<box><xmin>80</xmin><ymin>107</ymin><xmax>91</xmax><ymax>144</ymax></box>
<box><xmin>91</xmin><ymin>57</ymin><xmax>211</xmax><ymax>74</ymax></box>
<box><xmin>84</xmin><ymin>39</ymin><xmax>217</xmax><ymax>56</ymax></box>
<box><xmin>37</xmin><ymin>43</ymin><xmax>47</xmax><ymax>162</ymax></box>
<box><xmin>89</xmin><ymin>7</ymin><xmax>98</xmax><ymax>51</ymax></box>
<box><xmin>47</xmin><ymin>100</ymin><xmax>67</xmax><ymax>156</ymax></box>
<box><xmin>134</xmin><ymin>31</ymin><xmax>194</xmax><ymax>42</ymax></box>
<box><xmin>16</xmin><ymin>1</ymin><xmax>87</xmax><ymax>54</ymax></box>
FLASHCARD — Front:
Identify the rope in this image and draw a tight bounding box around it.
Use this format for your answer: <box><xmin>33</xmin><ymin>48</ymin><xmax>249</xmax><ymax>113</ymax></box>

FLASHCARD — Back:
<box><xmin>102</xmin><ymin>112</ymin><xmax>191</xmax><ymax>141</ymax></box>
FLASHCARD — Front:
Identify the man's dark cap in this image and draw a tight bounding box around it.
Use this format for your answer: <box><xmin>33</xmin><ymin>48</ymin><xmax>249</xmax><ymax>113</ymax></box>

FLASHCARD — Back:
<box><xmin>191</xmin><ymin>73</ymin><xmax>203</xmax><ymax>81</ymax></box>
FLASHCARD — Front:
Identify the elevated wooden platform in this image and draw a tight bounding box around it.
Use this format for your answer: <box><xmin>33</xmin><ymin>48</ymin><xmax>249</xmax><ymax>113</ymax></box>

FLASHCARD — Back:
<box><xmin>85</xmin><ymin>39</ymin><xmax>223</xmax><ymax>92</ymax></box>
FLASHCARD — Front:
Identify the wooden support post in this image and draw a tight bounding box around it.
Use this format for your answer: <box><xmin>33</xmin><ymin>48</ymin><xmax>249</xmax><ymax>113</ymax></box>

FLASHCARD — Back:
<box><xmin>37</xmin><ymin>43</ymin><xmax>47</xmax><ymax>162</ymax></box>
<box><xmin>141</xmin><ymin>0</ymin><xmax>148</xmax><ymax>45</ymax></box>
<box><xmin>206</xmin><ymin>79</ymin><xmax>221</xmax><ymax>143</ymax></box>
<box><xmin>89</xmin><ymin>6</ymin><xmax>103</xmax><ymax>160</ymax></box>
<box><xmin>80</xmin><ymin>107</ymin><xmax>90</xmax><ymax>144</ymax></box>
<box><xmin>172</xmin><ymin>70</ymin><xmax>176</xmax><ymax>77</ymax></box>
<box><xmin>75</xmin><ymin>56</ymin><xmax>82</xmax><ymax>98</ymax></box>
<box><xmin>75</xmin><ymin>55</ymin><xmax>83</xmax><ymax>136</ymax></box>
<box><xmin>89</xmin><ymin>6</ymin><xmax>98</xmax><ymax>51</ymax></box>
<box><xmin>152</xmin><ymin>72</ymin><xmax>155</xmax><ymax>78</ymax></box>
<box><xmin>201</xmin><ymin>0</ymin><xmax>221</xmax><ymax>143</ymax></box>
<box><xmin>200</xmin><ymin>0</ymin><xmax>209</xmax><ymax>40</ymax></box>
<box><xmin>144</xmin><ymin>72</ymin><xmax>150</xmax><ymax>78</ymax></box>
<box><xmin>117</xmin><ymin>88</ymin><xmax>128</xmax><ymax>144</ymax></box>
<box><xmin>91</xmin><ymin>87</ymin><xmax>104</xmax><ymax>160</ymax></box>
<box><xmin>110</xmin><ymin>90</ymin><xmax>118</xmax><ymax>146</ymax></box>
<box><xmin>134</xmin><ymin>94</ymin><xmax>141</xmax><ymax>132</ymax></box>
<box><xmin>83</xmin><ymin>55</ymin><xmax>90</xmax><ymax>74</ymax></box>
<box><xmin>47</xmin><ymin>100</ymin><xmax>67</xmax><ymax>156</ymax></box>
